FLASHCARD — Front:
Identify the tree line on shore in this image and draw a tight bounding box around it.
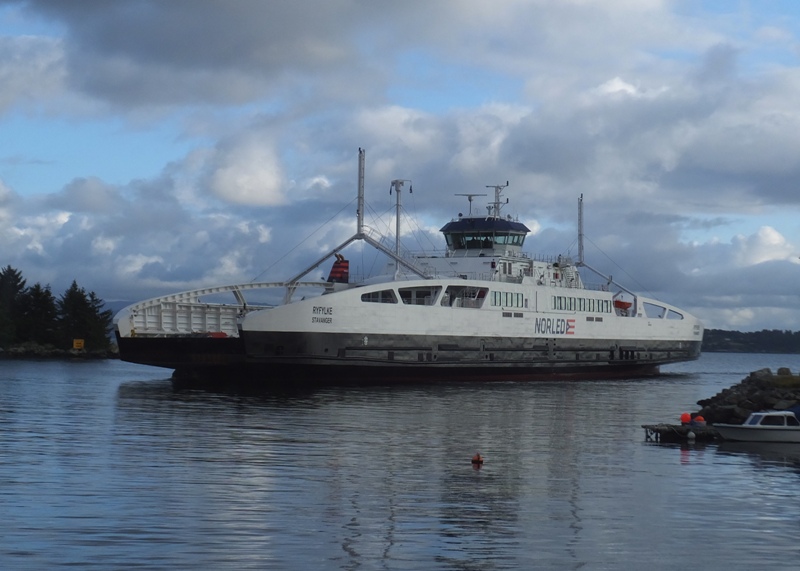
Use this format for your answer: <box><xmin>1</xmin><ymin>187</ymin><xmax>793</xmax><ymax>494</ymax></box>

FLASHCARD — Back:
<box><xmin>0</xmin><ymin>265</ymin><xmax>113</xmax><ymax>354</ymax></box>
<box><xmin>702</xmin><ymin>328</ymin><xmax>800</xmax><ymax>354</ymax></box>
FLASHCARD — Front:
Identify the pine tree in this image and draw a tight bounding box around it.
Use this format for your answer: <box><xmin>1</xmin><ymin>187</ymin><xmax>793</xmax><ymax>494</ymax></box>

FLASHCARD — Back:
<box><xmin>56</xmin><ymin>281</ymin><xmax>113</xmax><ymax>352</ymax></box>
<box><xmin>0</xmin><ymin>265</ymin><xmax>26</xmax><ymax>348</ymax></box>
<box><xmin>17</xmin><ymin>283</ymin><xmax>59</xmax><ymax>346</ymax></box>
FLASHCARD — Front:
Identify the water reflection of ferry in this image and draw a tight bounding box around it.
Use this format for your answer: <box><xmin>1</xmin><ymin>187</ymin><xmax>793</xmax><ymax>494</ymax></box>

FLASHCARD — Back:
<box><xmin>114</xmin><ymin>149</ymin><xmax>703</xmax><ymax>383</ymax></box>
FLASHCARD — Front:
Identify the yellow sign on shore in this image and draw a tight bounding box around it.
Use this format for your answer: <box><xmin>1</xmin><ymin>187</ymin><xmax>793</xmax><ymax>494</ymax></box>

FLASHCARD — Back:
<box><xmin>73</xmin><ymin>339</ymin><xmax>85</xmax><ymax>350</ymax></box>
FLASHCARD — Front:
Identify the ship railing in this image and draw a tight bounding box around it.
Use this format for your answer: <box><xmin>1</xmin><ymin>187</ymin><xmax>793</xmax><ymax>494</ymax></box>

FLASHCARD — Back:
<box><xmin>496</xmin><ymin>274</ymin><xmax>524</xmax><ymax>284</ymax></box>
<box><xmin>582</xmin><ymin>281</ymin><xmax>611</xmax><ymax>292</ymax></box>
<box><xmin>419</xmin><ymin>270</ymin><xmax>498</xmax><ymax>281</ymax></box>
<box><xmin>440</xmin><ymin>249</ymin><xmax>532</xmax><ymax>260</ymax></box>
<box><xmin>116</xmin><ymin>281</ymin><xmax>329</xmax><ymax>337</ymax></box>
<box><xmin>362</xmin><ymin>226</ymin><xmax>426</xmax><ymax>263</ymax></box>
<box><xmin>130</xmin><ymin>302</ymin><xmax>251</xmax><ymax>337</ymax></box>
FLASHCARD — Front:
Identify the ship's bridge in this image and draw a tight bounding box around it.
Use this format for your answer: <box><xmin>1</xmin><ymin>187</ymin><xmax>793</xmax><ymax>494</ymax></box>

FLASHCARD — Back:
<box><xmin>440</xmin><ymin>216</ymin><xmax>530</xmax><ymax>257</ymax></box>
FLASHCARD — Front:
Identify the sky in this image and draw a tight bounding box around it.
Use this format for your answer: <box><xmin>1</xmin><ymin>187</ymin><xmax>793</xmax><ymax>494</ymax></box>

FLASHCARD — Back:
<box><xmin>1</xmin><ymin>0</ymin><xmax>799</xmax><ymax>332</ymax></box>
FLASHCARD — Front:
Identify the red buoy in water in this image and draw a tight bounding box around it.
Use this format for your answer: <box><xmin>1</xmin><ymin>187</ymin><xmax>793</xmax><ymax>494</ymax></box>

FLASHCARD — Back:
<box><xmin>471</xmin><ymin>453</ymin><xmax>484</xmax><ymax>465</ymax></box>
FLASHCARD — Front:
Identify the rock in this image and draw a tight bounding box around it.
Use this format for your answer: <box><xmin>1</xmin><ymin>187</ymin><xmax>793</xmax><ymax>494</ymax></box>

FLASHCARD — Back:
<box><xmin>695</xmin><ymin>367</ymin><xmax>800</xmax><ymax>425</ymax></box>
<box><xmin>762</xmin><ymin>394</ymin><xmax>781</xmax><ymax>408</ymax></box>
<box><xmin>773</xmin><ymin>399</ymin><xmax>798</xmax><ymax>410</ymax></box>
<box><xmin>750</xmin><ymin>368</ymin><xmax>773</xmax><ymax>380</ymax></box>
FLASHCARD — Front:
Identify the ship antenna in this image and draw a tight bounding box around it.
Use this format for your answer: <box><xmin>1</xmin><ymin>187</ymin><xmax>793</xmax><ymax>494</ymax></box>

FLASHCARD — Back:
<box><xmin>454</xmin><ymin>193</ymin><xmax>487</xmax><ymax>215</ymax></box>
<box><xmin>578</xmin><ymin>193</ymin><xmax>584</xmax><ymax>266</ymax></box>
<box><xmin>485</xmin><ymin>181</ymin><xmax>509</xmax><ymax>219</ymax></box>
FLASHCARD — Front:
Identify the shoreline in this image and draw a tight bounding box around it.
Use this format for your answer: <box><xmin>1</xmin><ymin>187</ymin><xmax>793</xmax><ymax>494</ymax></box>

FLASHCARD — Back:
<box><xmin>0</xmin><ymin>344</ymin><xmax>118</xmax><ymax>361</ymax></box>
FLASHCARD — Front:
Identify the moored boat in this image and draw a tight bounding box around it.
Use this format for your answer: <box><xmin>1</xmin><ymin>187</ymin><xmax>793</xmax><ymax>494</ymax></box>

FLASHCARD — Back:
<box><xmin>714</xmin><ymin>411</ymin><xmax>800</xmax><ymax>443</ymax></box>
<box><xmin>114</xmin><ymin>149</ymin><xmax>703</xmax><ymax>383</ymax></box>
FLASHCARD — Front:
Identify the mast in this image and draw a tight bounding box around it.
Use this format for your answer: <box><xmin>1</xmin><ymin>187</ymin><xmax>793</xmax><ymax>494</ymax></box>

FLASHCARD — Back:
<box><xmin>575</xmin><ymin>194</ymin><xmax>636</xmax><ymax>297</ymax></box>
<box><xmin>578</xmin><ymin>193</ymin><xmax>584</xmax><ymax>265</ymax></box>
<box><xmin>357</xmin><ymin>148</ymin><xmax>365</xmax><ymax>236</ymax></box>
<box><xmin>454</xmin><ymin>193</ymin><xmax>486</xmax><ymax>215</ymax></box>
<box><xmin>283</xmin><ymin>151</ymin><xmax>427</xmax><ymax>301</ymax></box>
<box><xmin>390</xmin><ymin>179</ymin><xmax>411</xmax><ymax>276</ymax></box>
<box><xmin>485</xmin><ymin>181</ymin><xmax>509</xmax><ymax>218</ymax></box>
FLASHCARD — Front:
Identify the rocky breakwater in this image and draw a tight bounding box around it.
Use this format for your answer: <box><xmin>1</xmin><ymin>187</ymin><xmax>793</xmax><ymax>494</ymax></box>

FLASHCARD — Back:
<box><xmin>697</xmin><ymin>368</ymin><xmax>800</xmax><ymax>425</ymax></box>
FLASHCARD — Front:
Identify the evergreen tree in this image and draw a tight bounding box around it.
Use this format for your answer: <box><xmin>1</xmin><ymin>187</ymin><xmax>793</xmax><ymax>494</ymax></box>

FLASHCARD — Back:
<box><xmin>56</xmin><ymin>281</ymin><xmax>113</xmax><ymax>351</ymax></box>
<box><xmin>0</xmin><ymin>265</ymin><xmax>26</xmax><ymax>348</ymax></box>
<box><xmin>0</xmin><ymin>304</ymin><xmax>11</xmax><ymax>348</ymax></box>
<box><xmin>87</xmin><ymin>290</ymin><xmax>113</xmax><ymax>350</ymax></box>
<box><xmin>17</xmin><ymin>283</ymin><xmax>59</xmax><ymax>346</ymax></box>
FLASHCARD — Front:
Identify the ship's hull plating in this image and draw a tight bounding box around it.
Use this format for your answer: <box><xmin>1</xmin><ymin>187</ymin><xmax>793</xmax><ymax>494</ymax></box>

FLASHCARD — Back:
<box><xmin>116</xmin><ymin>330</ymin><xmax>700</xmax><ymax>384</ymax></box>
<box><xmin>115</xmin><ymin>332</ymin><xmax>246</xmax><ymax>369</ymax></box>
<box><xmin>243</xmin><ymin>330</ymin><xmax>699</xmax><ymax>376</ymax></box>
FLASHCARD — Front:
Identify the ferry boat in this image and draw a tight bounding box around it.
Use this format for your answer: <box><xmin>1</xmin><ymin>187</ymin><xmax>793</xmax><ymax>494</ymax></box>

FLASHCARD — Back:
<box><xmin>114</xmin><ymin>149</ymin><xmax>704</xmax><ymax>382</ymax></box>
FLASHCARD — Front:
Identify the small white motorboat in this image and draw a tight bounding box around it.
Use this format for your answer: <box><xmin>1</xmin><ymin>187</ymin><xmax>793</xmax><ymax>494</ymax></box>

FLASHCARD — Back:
<box><xmin>714</xmin><ymin>411</ymin><xmax>800</xmax><ymax>443</ymax></box>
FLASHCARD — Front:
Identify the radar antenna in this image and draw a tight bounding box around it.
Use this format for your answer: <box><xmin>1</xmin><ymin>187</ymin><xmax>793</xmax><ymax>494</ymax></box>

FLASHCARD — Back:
<box><xmin>485</xmin><ymin>181</ymin><xmax>510</xmax><ymax>218</ymax></box>
<box><xmin>454</xmin><ymin>193</ymin><xmax>487</xmax><ymax>215</ymax></box>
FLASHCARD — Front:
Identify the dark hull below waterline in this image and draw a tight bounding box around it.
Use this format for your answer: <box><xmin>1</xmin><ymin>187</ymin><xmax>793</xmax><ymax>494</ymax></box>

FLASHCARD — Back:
<box><xmin>171</xmin><ymin>360</ymin><xmax>665</xmax><ymax>386</ymax></box>
<box><xmin>115</xmin><ymin>332</ymin><xmax>246</xmax><ymax>370</ymax></box>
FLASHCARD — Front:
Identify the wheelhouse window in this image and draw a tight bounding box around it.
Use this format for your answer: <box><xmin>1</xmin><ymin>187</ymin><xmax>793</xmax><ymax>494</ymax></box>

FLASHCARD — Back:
<box><xmin>444</xmin><ymin>232</ymin><xmax>525</xmax><ymax>250</ymax></box>
<box><xmin>361</xmin><ymin>289</ymin><xmax>397</xmax><ymax>304</ymax></box>
<box><xmin>493</xmin><ymin>233</ymin><xmax>525</xmax><ymax>246</ymax></box>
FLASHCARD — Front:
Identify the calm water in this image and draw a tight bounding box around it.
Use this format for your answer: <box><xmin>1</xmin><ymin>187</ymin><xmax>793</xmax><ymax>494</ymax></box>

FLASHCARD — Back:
<box><xmin>3</xmin><ymin>354</ymin><xmax>800</xmax><ymax>570</ymax></box>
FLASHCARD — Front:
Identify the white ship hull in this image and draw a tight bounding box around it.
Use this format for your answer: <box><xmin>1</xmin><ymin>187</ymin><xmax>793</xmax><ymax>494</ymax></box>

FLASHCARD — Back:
<box><xmin>238</xmin><ymin>277</ymin><xmax>701</xmax><ymax>381</ymax></box>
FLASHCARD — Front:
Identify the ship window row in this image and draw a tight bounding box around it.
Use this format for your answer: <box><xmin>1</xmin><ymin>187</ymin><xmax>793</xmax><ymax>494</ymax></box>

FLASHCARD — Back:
<box><xmin>445</xmin><ymin>233</ymin><xmax>525</xmax><ymax>250</ymax></box>
<box><xmin>361</xmin><ymin>289</ymin><xmax>398</xmax><ymax>304</ymax></box>
<box><xmin>642</xmin><ymin>301</ymin><xmax>684</xmax><ymax>320</ymax></box>
<box><xmin>490</xmin><ymin>291</ymin><xmax>525</xmax><ymax>308</ymax></box>
<box><xmin>361</xmin><ymin>285</ymin><xmax>491</xmax><ymax>309</ymax></box>
<box><xmin>552</xmin><ymin>295</ymin><xmax>611</xmax><ymax>313</ymax></box>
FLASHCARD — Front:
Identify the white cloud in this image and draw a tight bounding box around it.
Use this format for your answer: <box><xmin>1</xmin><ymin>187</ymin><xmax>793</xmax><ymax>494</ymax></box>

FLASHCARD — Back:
<box><xmin>115</xmin><ymin>254</ymin><xmax>165</xmax><ymax>277</ymax></box>
<box><xmin>733</xmin><ymin>226</ymin><xmax>796</xmax><ymax>266</ymax></box>
<box><xmin>256</xmin><ymin>224</ymin><xmax>271</xmax><ymax>244</ymax></box>
<box><xmin>209</xmin><ymin>137</ymin><xmax>286</xmax><ymax>206</ymax></box>
<box><xmin>90</xmin><ymin>234</ymin><xmax>116</xmax><ymax>255</ymax></box>
<box><xmin>595</xmin><ymin>77</ymin><xmax>639</xmax><ymax>97</ymax></box>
